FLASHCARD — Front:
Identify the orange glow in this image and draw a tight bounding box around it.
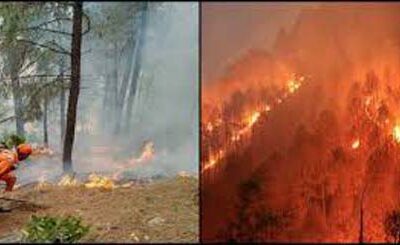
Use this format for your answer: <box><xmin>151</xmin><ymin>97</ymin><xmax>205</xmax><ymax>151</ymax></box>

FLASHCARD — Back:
<box><xmin>287</xmin><ymin>79</ymin><xmax>301</xmax><ymax>94</ymax></box>
<box><xmin>351</xmin><ymin>139</ymin><xmax>360</xmax><ymax>149</ymax></box>
<box><xmin>84</xmin><ymin>174</ymin><xmax>115</xmax><ymax>190</ymax></box>
<box><xmin>247</xmin><ymin>111</ymin><xmax>260</xmax><ymax>127</ymax></box>
<box><xmin>206</xmin><ymin>122</ymin><xmax>214</xmax><ymax>132</ymax></box>
<box><xmin>201</xmin><ymin>4</ymin><xmax>400</xmax><ymax>242</ymax></box>
<box><xmin>202</xmin><ymin>74</ymin><xmax>305</xmax><ymax>173</ymax></box>
<box><xmin>393</xmin><ymin>125</ymin><xmax>400</xmax><ymax>143</ymax></box>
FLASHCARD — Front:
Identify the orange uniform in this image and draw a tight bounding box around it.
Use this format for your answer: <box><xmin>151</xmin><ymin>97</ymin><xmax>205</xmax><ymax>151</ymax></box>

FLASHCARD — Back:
<box><xmin>0</xmin><ymin>149</ymin><xmax>19</xmax><ymax>192</ymax></box>
<box><xmin>0</xmin><ymin>144</ymin><xmax>32</xmax><ymax>192</ymax></box>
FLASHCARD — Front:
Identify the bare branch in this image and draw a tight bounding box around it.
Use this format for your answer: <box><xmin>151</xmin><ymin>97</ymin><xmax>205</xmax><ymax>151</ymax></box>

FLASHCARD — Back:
<box><xmin>0</xmin><ymin>116</ymin><xmax>15</xmax><ymax>124</ymax></box>
<box><xmin>16</xmin><ymin>39</ymin><xmax>70</xmax><ymax>55</ymax></box>
<box><xmin>1</xmin><ymin>74</ymin><xmax>71</xmax><ymax>83</ymax></box>
<box><xmin>19</xmin><ymin>50</ymin><xmax>49</xmax><ymax>75</ymax></box>
<box><xmin>29</xmin><ymin>75</ymin><xmax>69</xmax><ymax>98</ymax></box>
<box><xmin>30</xmin><ymin>27</ymin><xmax>72</xmax><ymax>36</ymax></box>
<box><xmin>19</xmin><ymin>74</ymin><xmax>71</xmax><ymax>80</ymax></box>
<box><xmin>21</xmin><ymin>17</ymin><xmax>72</xmax><ymax>33</ymax></box>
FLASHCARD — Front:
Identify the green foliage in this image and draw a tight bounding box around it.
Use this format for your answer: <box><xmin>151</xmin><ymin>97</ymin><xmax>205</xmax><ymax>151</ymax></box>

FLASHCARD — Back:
<box><xmin>21</xmin><ymin>215</ymin><xmax>90</xmax><ymax>243</ymax></box>
<box><xmin>1</xmin><ymin>133</ymin><xmax>26</xmax><ymax>149</ymax></box>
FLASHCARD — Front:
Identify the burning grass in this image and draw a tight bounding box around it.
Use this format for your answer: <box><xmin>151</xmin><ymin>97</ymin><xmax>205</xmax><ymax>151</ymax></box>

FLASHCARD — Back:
<box><xmin>0</xmin><ymin>175</ymin><xmax>198</xmax><ymax>243</ymax></box>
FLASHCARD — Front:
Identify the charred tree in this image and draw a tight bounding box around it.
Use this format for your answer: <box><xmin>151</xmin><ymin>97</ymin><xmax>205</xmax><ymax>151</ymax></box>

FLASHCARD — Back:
<box><xmin>123</xmin><ymin>2</ymin><xmax>149</xmax><ymax>132</ymax></box>
<box><xmin>62</xmin><ymin>1</ymin><xmax>83</xmax><ymax>173</ymax></box>
<box><xmin>43</xmin><ymin>98</ymin><xmax>49</xmax><ymax>148</ymax></box>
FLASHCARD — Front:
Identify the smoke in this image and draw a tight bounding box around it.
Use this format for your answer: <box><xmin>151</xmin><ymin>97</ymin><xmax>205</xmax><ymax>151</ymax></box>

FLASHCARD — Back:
<box><xmin>12</xmin><ymin>2</ymin><xmax>198</xmax><ymax>185</ymax></box>
<box><xmin>202</xmin><ymin>2</ymin><xmax>318</xmax><ymax>83</ymax></box>
<box><xmin>76</xmin><ymin>2</ymin><xmax>198</xmax><ymax>176</ymax></box>
<box><xmin>202</xmin><ymin>3</ymin><xmax>400</xmax><ymax>242</ymax></box>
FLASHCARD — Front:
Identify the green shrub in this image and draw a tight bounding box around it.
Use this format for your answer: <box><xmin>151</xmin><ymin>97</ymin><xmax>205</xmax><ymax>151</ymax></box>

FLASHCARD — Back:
<box><xmin>1</xmin><ymin>133</ymin><xmax>26</xmax><ymax>149</ymax></box>
<box><xmin>21</xmin><ymin>215</ymin><xmax>90</xmax><ymax>243</ymax></box>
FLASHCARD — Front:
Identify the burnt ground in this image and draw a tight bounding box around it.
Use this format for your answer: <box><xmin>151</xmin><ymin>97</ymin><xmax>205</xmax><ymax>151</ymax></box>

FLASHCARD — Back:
<box><xmin>0</xmin><ymin>176</ymin><xmax>199</xmax><ymax>243</ymax></box>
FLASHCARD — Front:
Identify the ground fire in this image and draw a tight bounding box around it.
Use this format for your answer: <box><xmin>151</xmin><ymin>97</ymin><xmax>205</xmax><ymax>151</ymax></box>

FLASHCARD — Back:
<box><xmin>30</xmin><ymin>141</ymin><xmax>157</xmax><ymax>191</ymax></box>
<box><xmin>202</xmin><ymin>3</ymin><xmax>400</xmax><ymax>243</ymax></box>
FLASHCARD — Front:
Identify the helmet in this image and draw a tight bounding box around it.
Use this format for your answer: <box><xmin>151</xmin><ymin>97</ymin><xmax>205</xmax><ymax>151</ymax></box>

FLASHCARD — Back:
<box><xmin>16</xmin><ymin>143</ymin><xmax>32</xmax><ymax>161</ymax></box>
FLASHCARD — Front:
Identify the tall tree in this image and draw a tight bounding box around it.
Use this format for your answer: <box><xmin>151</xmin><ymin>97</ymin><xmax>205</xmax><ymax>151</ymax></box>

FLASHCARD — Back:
<box><xmin>62</xmin><ymin>1</ymin><xmax>83</xmax><ymax>173</ymax></box>
<box><xmin>113</xmin><ymin>34</ymin><xmax>137</xmax><ymax>135</ymax></box>
<box><xmin>43</xmin><ymin>96</ymin><xmax>49</xmax><ymax>147</ymax></box>
<box><xmin>123</xmin><ymin>2</ymin><xmax>149</xmax><ymax>132</ymax></box>
<box><xmin>59</xmin><ymin>58</ymin><xmax>66</xmax><ymax>143</ymax></box>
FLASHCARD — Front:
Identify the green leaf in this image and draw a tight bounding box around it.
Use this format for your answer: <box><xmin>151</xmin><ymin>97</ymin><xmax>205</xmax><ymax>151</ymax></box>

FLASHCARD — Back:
<box><xmin>21</xmin><ymin>215</ymin><xmax>90</xmax><ymax>243</ymax></box>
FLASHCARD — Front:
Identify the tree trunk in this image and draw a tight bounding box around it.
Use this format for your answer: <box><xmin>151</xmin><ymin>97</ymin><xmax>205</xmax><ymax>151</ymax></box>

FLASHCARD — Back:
<box><xmin>11</xmin><ymin>77</ymin><xmax>25</xmax><ymax>137</ymax></box>
<box><xmin>59</xmin><ymin>59</ymin><xmax>66</xmax><ymax>143</ymax></box>
<box><xmin>359</xmin><ymin>203</ymin><xmax>363</xmax><ymax>244</ymax></box>
<box><xmin>43</xmin><ymin>98</ymin><xmax>48</xmax><ymax>147</ymax></box>
<box><xmin>111</xmin><ymin>44</ymin><xmax>119</xmax><ymax>133</ymax></box>
<box><xmin>124</xmin><ymin>2</ymin><xmax>149</xmax><ymax>132</ymax></box>
<box><xmin>114</xmin><ymin>35</ymin><xmax>137</xmax><ymax>135</ymax></box>
<box><xmin>102</xmin><ymin>72</ymin><xmax>112</xmax><ymax>132</ymax></box>
<box><xmin>359</xmin><ymin>186</ymin><xmax>366</xmax><ymax>244</ymax></box>
<box><xmin>62</xmin><ymin>1</ymin><xmax>83</xmax><ymax>174</ymax></box>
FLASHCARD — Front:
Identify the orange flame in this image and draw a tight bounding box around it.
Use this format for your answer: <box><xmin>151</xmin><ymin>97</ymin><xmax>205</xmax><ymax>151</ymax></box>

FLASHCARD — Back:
<box><xmin>136</xmin><ymin>141</ymin><xmax>155</xmax><ymax>163</ymax></box>
<box><xmin>247</xmin><ymin>111</ymin><xmax>261</xmax><ymax>127</ymax></box>
<box><xmin>351</xmin><ymin>139</ymin><xmax>360</xmax><ymax>149</ymax></box>
<box><xmin>202</xmin><ymin>74</ymin><xmax>306</xmax><ymax>173</ymax></box>
<box><xmin>393</xmin><ymin>125</ymin><xmax>400</xmax><ymax>143</ymax></box>
<box><xmin>287</xmin><ymin>79</ymin><xmax>301</xmax><ymax>94</ymax></box>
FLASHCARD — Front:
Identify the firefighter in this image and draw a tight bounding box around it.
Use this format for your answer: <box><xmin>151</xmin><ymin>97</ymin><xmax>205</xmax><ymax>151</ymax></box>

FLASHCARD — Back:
<box><xmin>0</xmin><ymin>143</ymin><xmax>32</xmax><ymax>192</ymax></box>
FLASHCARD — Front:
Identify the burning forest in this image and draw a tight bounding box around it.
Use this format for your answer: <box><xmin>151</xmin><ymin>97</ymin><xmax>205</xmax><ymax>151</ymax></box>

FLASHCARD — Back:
<box><xmin>0</xmin><ymin>2</ymin><xmax>198</xmax><ymax>243</ymax></box>
<box><xmin>202</xmin><ymin>3</ymin><xmax>400</xmax><ymax>243</ymax></box>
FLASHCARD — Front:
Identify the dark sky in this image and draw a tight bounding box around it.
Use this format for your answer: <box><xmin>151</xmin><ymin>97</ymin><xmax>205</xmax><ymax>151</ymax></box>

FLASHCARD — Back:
<box><xmin>202</xmin><ymin>2</ymin><xmax>320</xmax><ymax>83</ymax></box>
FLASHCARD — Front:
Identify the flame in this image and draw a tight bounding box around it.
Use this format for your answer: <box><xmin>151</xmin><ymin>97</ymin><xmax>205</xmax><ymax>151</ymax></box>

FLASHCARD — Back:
<box><xmin>203</xmin><ymin>150</ymin><xmax>225</xmax><ymax>171</ymax></box>
<box><xmin>202</xmin><ymin>74</ymin><xmax>306</xmax><ymax>173</ymax></box>
<box><xmin>113</xmin><ymin>141</ymin><xmax>156</xmax><ymax>179</ymax></box>
<box><xmin>247</xmin><ymin>111</ymin><xmax>261</xmax><ymax>127</ymax></box>
<box><xmin>84</xmin><ymin>173</ymin><xmax>115</xmax><ymax>190</ymax></box>
<box><xmin>393</xmin><ymin>124</ymin><xmax>400</xmax><ymax>143</ymax></box>
<box><xmin>351</xmin><ymin>139</ymin><xmax>360</xmax><ymax>149</ymax></box>
<box><xmin>203</xmin><ymin>157</ymin><xmax>217</xmax><ymax>171</ymax></box>
<box><xmin>32</xmin><ymin>142</ymin><xmax>158</xmax><ymax>191</ymax></box>
<box><xmin>135</xmin><ymin>141</ymin><xmax>155</xmax><ymax>163</ymax></box>
<box><xmin>365</xmin><ymin>96</ymin><xmax>372</xmax><ymax>106</ymax></box>
<box><xmin>55</xmin><ymin>174</ymin><xmax>116</xmax><ymax>190</ymax></box>
<box><xmin>287</xmin><ymin>78</ymin><xmax>302</xmax><ymax>94</ymax></box>
<box><xmin>58</xmin><ymin>175</ymin><xmax>80</xmax><ymax>187</ymax></box>
<box><xmin>206</xmin><ymin>122</ymin><xmax>214</xmax><ymax>132</ymax></box>
<box><xmin>231</xmin><ymin>135</ymin><xmax>240</xmax><ymax>142</ymax></box>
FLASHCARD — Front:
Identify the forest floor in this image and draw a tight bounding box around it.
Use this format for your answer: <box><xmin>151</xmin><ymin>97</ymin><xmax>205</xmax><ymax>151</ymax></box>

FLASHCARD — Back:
<box><xmin>0</xmin><ymin>175</ymin><xmax>199</xmax><ymax>243</ymax></box>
